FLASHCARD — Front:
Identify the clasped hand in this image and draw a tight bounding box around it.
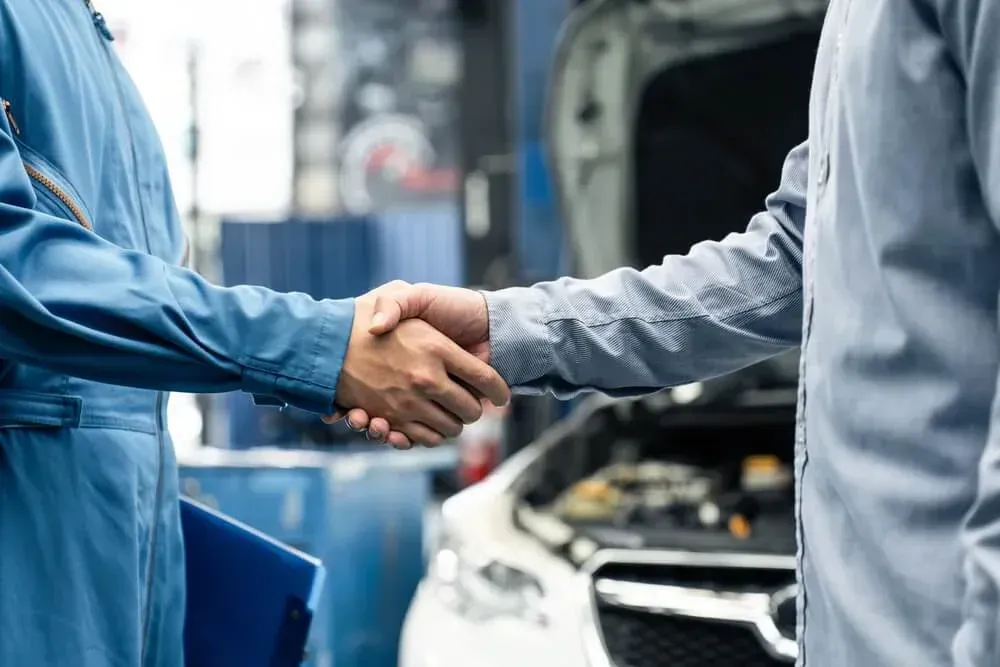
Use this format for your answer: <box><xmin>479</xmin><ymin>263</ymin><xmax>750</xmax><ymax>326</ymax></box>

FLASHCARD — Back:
<box><xmin>332</xmin><ymin>283</ymin><xmax>506</xmax><ymax>447</ymax></box>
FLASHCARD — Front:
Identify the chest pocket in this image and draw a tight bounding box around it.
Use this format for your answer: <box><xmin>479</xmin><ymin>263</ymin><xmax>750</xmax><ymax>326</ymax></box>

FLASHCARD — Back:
<box><xmin>3</xmin><ymin>100</ymin><xmax>94</xmax><ymax>230</ymax></box>
<box><xmin>2</xmin><ymin>96</ymin><xmax>188</xmax><ymax>266</ymax></box>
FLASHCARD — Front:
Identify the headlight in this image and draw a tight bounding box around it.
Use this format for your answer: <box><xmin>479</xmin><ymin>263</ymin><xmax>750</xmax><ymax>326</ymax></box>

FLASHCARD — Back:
<box><xmin>427</xmin><ymin>535</ymin><xmax>548</xmax><ymax>627</ymax></box>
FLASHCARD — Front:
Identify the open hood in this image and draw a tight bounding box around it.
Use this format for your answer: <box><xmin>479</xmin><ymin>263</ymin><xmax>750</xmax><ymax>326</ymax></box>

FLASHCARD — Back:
<box><xmin>546</xmin><ymin>0</ymin><xmax>826</xmax><ymax>278</ymax></box>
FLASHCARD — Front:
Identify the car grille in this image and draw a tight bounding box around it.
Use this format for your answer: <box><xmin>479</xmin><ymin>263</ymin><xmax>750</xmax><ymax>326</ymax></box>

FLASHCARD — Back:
<box><xmin>590</xmin><ymin>559</ymin><xmax>796</xmax><ymax>667</ymax></box>
<box><xmin>598</xmin><ymin>605</ymin><xmax>787</xmax><ymax>667</ymax></box>
<box><xmin>593</xmin><ymin>562</ymin><xmax>794</xmax><ymax>592</ymax></box>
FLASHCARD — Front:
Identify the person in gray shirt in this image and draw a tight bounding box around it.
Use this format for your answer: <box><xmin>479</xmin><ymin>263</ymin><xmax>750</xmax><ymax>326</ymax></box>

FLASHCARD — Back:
<box><xmin>333</xmin><ymin>1</ymin><xmax>1000</xmax><ymax>665</ymax></box>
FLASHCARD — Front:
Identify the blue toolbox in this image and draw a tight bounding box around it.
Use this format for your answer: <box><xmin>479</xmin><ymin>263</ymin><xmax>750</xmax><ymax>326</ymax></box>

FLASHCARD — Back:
<box><xmin>178</xmin><ymin>446</ymin><xmax>457</xmax><ymax>667</ymax></box>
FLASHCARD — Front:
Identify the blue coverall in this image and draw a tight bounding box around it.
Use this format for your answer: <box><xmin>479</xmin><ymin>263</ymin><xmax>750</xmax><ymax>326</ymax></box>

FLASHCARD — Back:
<box><xmin>0</xmin><ymin>2</ymin><xmax>354</xmax><ymax>665</ymax></box>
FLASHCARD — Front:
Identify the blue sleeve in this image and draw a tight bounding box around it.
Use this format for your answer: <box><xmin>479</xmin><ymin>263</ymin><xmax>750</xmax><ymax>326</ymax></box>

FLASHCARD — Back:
<box><xmin>483</xmin><ymin>140</ymin><xmax>809</xmax><ymax>398</ymax></box>
<box><xmin>937</xmin><ymin>1</ymin><xmax>1000</xmax><ymax>660</ymax></box>
<box><xmin>0</xmin><ymin>116</ymin><xmax>352</xmax><ymax>415</ymax></box>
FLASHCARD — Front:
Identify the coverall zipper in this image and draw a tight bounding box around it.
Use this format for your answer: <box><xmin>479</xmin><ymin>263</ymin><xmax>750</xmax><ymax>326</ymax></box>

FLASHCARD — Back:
<box><xmin>24</xmin><ymin>164</ymin><xmax>94</xmax><ymax>230</ymax></box>
<box><xmin>84</xmin><ymin>0</ymin><xmax>115</xmax><ymax>41</ymax></box>
<box><xmin>80</xmin><ymin>1</ymin><xmax>165</xmax><ymax>659</ymax></box>
<box><xmin>4</xmin><ymin>100</ymin><xmax>94</xmax><ymax>230</ymax></box>
<box><xmin>3</xmin><ymin>99</ymin><xmax>20</xmax><ymax>135</ymax></box>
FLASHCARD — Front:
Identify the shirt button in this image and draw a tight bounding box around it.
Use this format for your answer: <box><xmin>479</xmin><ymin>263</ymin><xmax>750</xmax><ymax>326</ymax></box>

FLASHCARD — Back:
<box><xmin>817</xmin><ymin>154</ymin><xmax>830</xmax><ymax>186</ymax></box>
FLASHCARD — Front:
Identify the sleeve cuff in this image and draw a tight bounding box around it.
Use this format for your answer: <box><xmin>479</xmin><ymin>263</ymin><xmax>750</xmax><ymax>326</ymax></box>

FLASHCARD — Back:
<box><xmin>482</xmin><ymin>287</ymin><xmax>557</xmax><ymax>387</ymax></box>
<box><xmin>240</xmin><ymin>297</ymin><xmax>355</xmax><ymax>414</ymax></box>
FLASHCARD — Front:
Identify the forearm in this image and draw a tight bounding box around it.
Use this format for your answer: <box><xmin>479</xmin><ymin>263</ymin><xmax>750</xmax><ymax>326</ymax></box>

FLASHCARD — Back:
<box><xmin>0</xmin><ymin>226</ymin><xmax>353</xmax><ymax>413</ymax></box>
<box><xmin>485</xmin><ymin>140</ymin><xmax>809</xmax><ymax>397</ymax></box>
<box><xmin>0</xmin><ymin>120</ymin><xmax>351</xmax><ymax>413</ymax></box>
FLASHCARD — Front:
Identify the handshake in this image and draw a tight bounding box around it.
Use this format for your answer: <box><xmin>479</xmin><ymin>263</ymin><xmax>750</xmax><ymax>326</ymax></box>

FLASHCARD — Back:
<box><xmin>327</xmin><ymin>281</ymin><xmax>507</xmax><ymax>449</ymax></box>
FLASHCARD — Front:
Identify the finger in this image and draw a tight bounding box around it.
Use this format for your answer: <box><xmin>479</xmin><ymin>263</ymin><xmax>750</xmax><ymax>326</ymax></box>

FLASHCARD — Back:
<box><xmin>369</xmin><ymin>292</ymin><xmax>404</xmax><ymax>334</ymax></box>
<box><xmin>425</xmin><ymin>378</ymin><xmax>483</xmax><ymax>424</ymax></box>
<box><xmin>367</xmin><ymin>417</ymin><xmax>391</xmax><ymax>440</ymax></box>
<box><xmin>385</xmin><ymin>431</ymin><xmax>413</xmax><ymax>449</ymax></box>
<box><xmin>399</xmin><ymin>422</ymin><xmax>448</xmax><ymax>447</ymax></box>
<box><xmin>346</xmin><ymin>409</ymin><xmax>371</xmax><ymax>431</ymax></box>
<box><xmin>409</xmin><ymin>400</ymin><xmax>464</xmax><ymax>439</ymax></box>
<box><xmin>369</xmin><ymin>285</ymin><xmax>432</xmax><ymax>335</ymax></box>
<box><xmin>441</xmin><ymin>343</ymin><xmax>511</xmax><ymax>407</ymax></box>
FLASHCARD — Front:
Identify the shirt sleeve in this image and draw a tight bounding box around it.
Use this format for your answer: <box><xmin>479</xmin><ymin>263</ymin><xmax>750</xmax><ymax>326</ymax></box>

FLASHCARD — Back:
<box><xmin>936</xmin><ymin>1</ymin><xmax>1000</xmax><ymax>661</ymax></box>
<box><xmin>483</xmin><ymin>139</ymin><xmax>809</xmax><ymax>398</ymax></box>
<box><xmin>0</xmin><ymin>113</ymin><xmax>352</xmax><ymax>415</ymax></box>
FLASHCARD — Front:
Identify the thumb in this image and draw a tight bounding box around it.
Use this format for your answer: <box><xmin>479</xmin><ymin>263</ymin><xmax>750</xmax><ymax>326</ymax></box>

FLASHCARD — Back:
<box><xmin>369</xmin><ymin>285</ymin><xmax>432</xmax><ymax>334</ymax></box>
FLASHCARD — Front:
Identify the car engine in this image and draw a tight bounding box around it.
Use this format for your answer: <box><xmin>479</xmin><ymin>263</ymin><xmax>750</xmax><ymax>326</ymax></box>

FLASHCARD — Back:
<box><xmin>517</xmin><ymin>394</ymin><xmax>797</xmax><ymax>557</ymax></box>
<box><xmin>552</xmin><ymin>455</ymin><xmax>793</xmax><ymax>552</ymax></box>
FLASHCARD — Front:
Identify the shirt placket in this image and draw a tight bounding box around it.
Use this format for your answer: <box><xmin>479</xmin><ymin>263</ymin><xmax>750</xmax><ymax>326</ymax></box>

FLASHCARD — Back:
<box><xmin>795</xmin><ymin>2</ymin><xmax>852</xmax><ymax>665</ymax></box>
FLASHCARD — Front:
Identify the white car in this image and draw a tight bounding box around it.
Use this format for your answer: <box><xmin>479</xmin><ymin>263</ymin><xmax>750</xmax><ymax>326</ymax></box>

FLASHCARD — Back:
<box><xmin>401</xmin><ymin>0</ymin><xmax>827</xmax><ymax>665</ymax></box>
<box><xmin>401</xmin><ymin>390</ymin><xmax>800</xmax><ymax>667</ymax></box>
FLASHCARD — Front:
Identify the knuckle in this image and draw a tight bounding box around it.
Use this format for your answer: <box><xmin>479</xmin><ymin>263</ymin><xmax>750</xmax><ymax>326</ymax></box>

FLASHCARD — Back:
<box><xmin>408</xmin><ymin>369</ymin><xmax>438</xmax><ymax>392</ymax></box>
<box><xmin>424</xmin><ymin>341</ymin><xmax>446</xmax><ymax>358</ymax></box>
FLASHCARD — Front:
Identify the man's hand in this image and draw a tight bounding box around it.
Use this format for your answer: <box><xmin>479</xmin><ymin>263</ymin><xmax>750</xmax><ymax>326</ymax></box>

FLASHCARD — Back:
<box><xmin>368</xmin><ymin>283</ymin><xmax>490</xmax><ymax>359</ymax></box>
<box><xmin>333</xmin><ymin>292</ymin><xmax>508</xmax><ymax>447</ymax></box>
<box><xmin>324</xmin><ymin>282</ymin><xmax>494</xmax><ymax>447</ymax></box>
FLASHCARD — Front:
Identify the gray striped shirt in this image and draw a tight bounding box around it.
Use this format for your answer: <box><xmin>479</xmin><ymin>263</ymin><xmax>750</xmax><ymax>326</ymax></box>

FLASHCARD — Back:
<box><xmin>485</xmin><ymin>1</ymin><xmax>1000</xmax><ymax>664</ymax></box>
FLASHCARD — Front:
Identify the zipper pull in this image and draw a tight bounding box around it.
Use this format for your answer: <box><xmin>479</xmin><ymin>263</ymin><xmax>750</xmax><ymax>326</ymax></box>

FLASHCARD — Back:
<box><xmin>84</xmin><ymin>0</ymin><xmax>115</xmax><ymax>41</ymax></box>
<box><xmin>2</xmin><ymin>99</ymin><xmax>20</xmax><ymax>136</ymax></box>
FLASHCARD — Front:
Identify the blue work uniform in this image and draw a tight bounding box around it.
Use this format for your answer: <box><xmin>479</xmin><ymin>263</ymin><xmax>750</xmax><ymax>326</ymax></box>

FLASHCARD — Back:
<box><xmin>0</xmin><ymin>2</ymin><xmax>353</xmax><ymax>665</ymax></box>
<box><xmin>487</xmin><ymin>0</ymin><xmax>1000</xmax><ymax>665</ymax></box>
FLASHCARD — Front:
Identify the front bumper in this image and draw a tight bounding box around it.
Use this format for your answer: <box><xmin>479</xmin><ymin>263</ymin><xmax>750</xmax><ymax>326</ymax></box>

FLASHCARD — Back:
<box><xmin>400</xmin><ymin>581</ymin><xmax>592</xmax><ymax>667</ymax></box>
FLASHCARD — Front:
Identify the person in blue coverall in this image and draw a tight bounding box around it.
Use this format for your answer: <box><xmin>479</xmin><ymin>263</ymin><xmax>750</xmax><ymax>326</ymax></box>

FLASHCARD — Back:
<box><xmin>340</xmin><ymin>1</ymin><xmax>1000</xmax><ymax>665</ymax></box>
<box><xmin>0</xmin><ymin>2</ymin><xmax>511</xmax><ymax>666</ymax></box>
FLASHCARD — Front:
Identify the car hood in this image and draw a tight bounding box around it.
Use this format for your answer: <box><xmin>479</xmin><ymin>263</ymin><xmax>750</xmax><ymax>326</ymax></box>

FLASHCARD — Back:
<box><xmin>546</xmin><ymin>0</ymin><xmax>827</xmax><ymax>278</ymax></box>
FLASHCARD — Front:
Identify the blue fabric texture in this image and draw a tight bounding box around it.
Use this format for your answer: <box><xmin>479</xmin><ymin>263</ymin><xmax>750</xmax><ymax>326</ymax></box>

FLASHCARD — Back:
<box><xmin>486</xmin><ymin>1</ymin><xmax>1000</xmax><ymax>665</ymax></box>
<box><xmin>0</xmin><ymin>1</ymin><xmax>353</xmax><ymax>664</ymax></box>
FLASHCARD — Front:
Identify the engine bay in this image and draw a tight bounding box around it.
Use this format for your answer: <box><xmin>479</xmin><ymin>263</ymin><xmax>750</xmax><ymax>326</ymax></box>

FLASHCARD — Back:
<box><xmin>516</xmin><ymin>395</ymin><xmax>798</xmax><ymax>557</ymax></box>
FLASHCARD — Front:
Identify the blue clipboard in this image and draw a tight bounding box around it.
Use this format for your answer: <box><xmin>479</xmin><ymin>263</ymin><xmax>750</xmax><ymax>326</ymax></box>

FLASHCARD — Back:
<box><xmin>181</xmin><ymin>497</ymin><xmax>326</xmax><ymax>667</ymax></box>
